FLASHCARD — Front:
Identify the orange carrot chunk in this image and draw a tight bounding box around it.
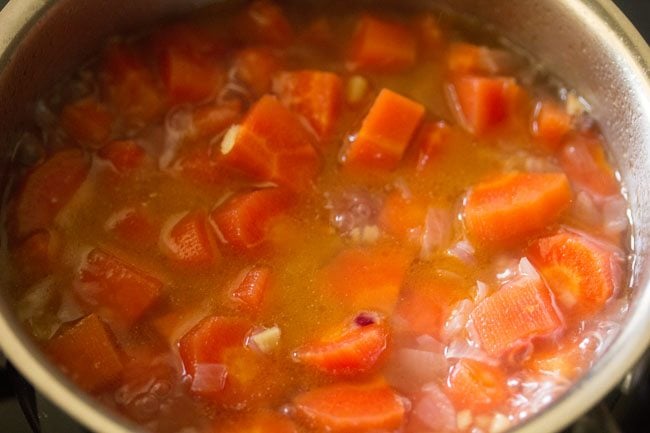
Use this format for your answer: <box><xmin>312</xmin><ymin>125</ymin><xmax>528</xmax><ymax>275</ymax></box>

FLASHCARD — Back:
<box><xmin>317</xmin><ymin>246</ymin><xmax>412</xmax><ymax>314</ymax></box>
<box><xmin>273</xmin><ymin>70</ymin><xmax>343</xmax><ymax>139</ymax></box>
<box><xmin>210</xmin><ymin>188</ymin><xmax>294</xmax><ymax>251</ymax></box>
<box><xmin>293</xmin><ymin>312</ymin><xmax>389</xmax><ymax>375</ymax></box>
<box><xmin>446</xmin><ymin>359</ymin><xmax>509</xmax><ymax>413</ymax></box>
<box><xmin>98</xmin><ymin>139</ymin><xmax>147</xmax><ymax>172</ymax></box>
<box><xmin>463</xmin><ymin>172</ymin><xmax>572</xmax><ymax>246</ymax></box>
<box><xmin>235</xmin><ymin>0</ymin><xmax>294</xmax><ymax>46</ymax></box>
<box><xmin>229</xmin><ymin>265</ymin><xmax>272</xmax><ymax>314</ymax></box>
<box><xmin>47</xmin><ymin>314</ymin><xmax>123</xmax><ymax>392</ymax></box>
<box><xmin>342</xmin><ymin>89</ymin><xmax>425</xmax><ymax>170</ymax></box>
<box><xmin>347</xmin><ymin>15</ymin><xmax>416</xmax><ymax>72</ymax></box>
<box><xmin>378</xmin><ymin>191</ymin><xmax>428</xmax><ymax>243</ymax></box>
<box><xmin>232</xmin><ymin>47</ymin><xmax>280</xmax><ymax>97</ymax></box>
<box><xmin>75</xmin><ymin>248</ymin><xmax>163</xmax><ymax>326</ymax></box>
<box><xmin>532</xmin><ymin>101</ymin><xmax>572</xmax><ymax>150</ymax></box>
<box><xmin>527</xmin><ymin>232</ymin><xmax>620</xmax><ymax>319</ymax></box>
<box><xmin>449</xmin><ymin>75</ymin><xmax>522</xmax><ymax>135</ymax></box>
<box><xmin>160</xmin><ymin>210</ymin><xmax>220</xmax><ymax>269</ymax></box>
<box><xmin>60</xmin><ymin>96</ymin><xmax>113</xmax><ymax>145</ymax></box>
<box><xmin>159</xmin><ymin>47</ymin><xmax>223</xmax><ymax>104</ymax></box>
<box><xmin>11</xmin><ymin>229</ymin><xmax>59</xmax><ymax>284</ymax></box>
<box><xmin>469</xmin><ymin>275</ymin><xmax>563</xmax><ymax>357</ymax></box>
<box><xmin>559</xmin><ymin>134</ymin><xmax>619</xmax><ymax>197</ymax></box>
<box><xmin>415</xmin><ymin>121</ymin><xmax>455</xmax><ymax>172</ymax></box>
<box><xmin>14</xmin><ymin>149</ymin><xmax>89</xmax><ymax>239</ymax></box>
<box><xmin>220</xmin><ymin>95</ymin><xmax>320</xmax><ymax>189</ymax></box>
<box><xmin>446</xmin><ymin>43</ymin><xmax>516</xmax><ymax>76</ymax></box>
<box><xmin>293</xmin><ymin>380</ymin><xmax>405</xmax><ymax>432</ymax></box>
<box><xmin>214</xmin><ymin>411</ymin><xmax>298</xmax><ymax>433</ymax></box>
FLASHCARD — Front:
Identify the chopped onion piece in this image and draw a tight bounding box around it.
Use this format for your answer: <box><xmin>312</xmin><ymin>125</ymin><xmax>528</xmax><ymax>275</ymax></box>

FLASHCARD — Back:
<box><xmin>490</xmin><ymin>413</ymin><xmax>511</xmax><ymax>433</ymax></box>
<box><xmin>447</xmin><ymin>239</ymin><xmax>475</xmax><ymax>264</ymax></box>
<box><xmin>346</xmin><ymin>75</ymin><xmax>369</xmax><ymax>105</ymax></box>
<box><xmin>248</xmin><ymin>326</ymin><xmax>281</xmax><ymax>354</ymax></box>
<box><xmin>413</xmin><ymin>383</ymin><xmax>457</xmax><ymax>431</ymax></box>
<box><xmin>457</xmin><ymin>409</ymin><xmax>473</xmax><ymax>431</ymax></box>
<box><xmin>190</xmin><ymin>364</ymin><xmax>227</xmax><ymax>394</ymax></box>
<box><xmin>518</xmin><ymin>257</ymin><xmax>540</xmax><ymax>279</ymax></box>
<box><xmin>420</xmin><ymin>207</ymin><xmax>452</xmax><ymax>260</ymax></box>
<box><xmin>441</xmin><ymin>299</ymin><xmax>474</xmax><ymax>342</ymax></box>
<box><xmin>220</xmin><ymin>124</ymin><xmax>240</xmax><ymax>155</ymax></box>
<box><xmin>475</xmin><ymin>280</ymin><xmax>489</xmax><ymax>302</ymax></box>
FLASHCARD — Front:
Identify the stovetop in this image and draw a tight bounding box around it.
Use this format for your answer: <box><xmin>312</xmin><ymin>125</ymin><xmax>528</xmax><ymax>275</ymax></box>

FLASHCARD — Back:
<box><xmin>0</xmin><ymin>0</ymin><xmax>648</xmax><ymax>432</ymax></box>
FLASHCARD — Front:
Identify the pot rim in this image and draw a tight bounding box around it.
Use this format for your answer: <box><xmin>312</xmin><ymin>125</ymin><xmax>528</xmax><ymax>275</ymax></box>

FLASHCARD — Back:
<box><xmin>0</xmin><ymin>1</ymin><xmax>649</xmax><ymax>433</ymax></box>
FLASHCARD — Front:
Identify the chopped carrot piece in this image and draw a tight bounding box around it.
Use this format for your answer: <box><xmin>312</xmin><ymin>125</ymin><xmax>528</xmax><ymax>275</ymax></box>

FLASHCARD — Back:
<box><xmin>532</xmin><ymin>101</ymin><xmax>573</xmax><ymax>150</ymax></box>
<box><xmin>447</xmin><ymin>359</ymin><xmax>509</xmax><ymax>413</ymax></box>
<box><xmin>416</xmin><ymin>14</ymin><xmax>445</xmax><ymax>56</ymax></box>
<box><xmin>559</xmin><ymin>134</ymin><xmax>619</xmax><ymax>197</ymax></box>
<box><xmin>527</xmin><ymin>232</ymin><xmax>620</xmax><ymax>319</ymax></box>
<box><xmin>75</xmin><ymin>248</ymin><xmax>163</xmax><ymax>326</ymax></box>
<box><xmin>214</xmin><ymin>411</ymin><xmax>298</xmax><ymax>433</ymax></box>
<box><xmin>449</xmin><ymin>75</ymin><xmax>524</xmax><ymax>135</ymax></box>
<box><xmin>47</xmin><ymin>314</ymin><xmax>123</xmax><ymax>392</ymax></box>
<box><xmin>220</xmin><ymin>96</ymin><xmax>320</xmax><ymax>189</ymax></box>
<box><xmin>160</xmin><ymin>210</ymin><xmax>220</xmax><ymax>269</ymax></box>
<box><xmin>273</xmin><ymin>70</ymin><xmax>343</xmax><ymax>139</ymax></box>
<box><xmin>11</xmin><ymin>229</ymin><xmax>59</xmax><ymax>284</ymax></box>
<box><xmin>347</xmin><ymin>15</ymin><xmax>416</xmax><ymax>72</ymax></box>
<box><xmin>232</xmin><ymin>47</ymin><xmax>280</xmax><ymax>97</ymax></box>
<box><xmin>101</xmin><ymin>42</ymin><xmax>165</xmax><ymax>124</ymax></box>
<box><xmin>14</xmin><ymin>149</ymin><xmax>89</xmax><ymax>239</ymax></box>
<box><xmin>191</xmin><ymin>100</ymin><xmax>242</xmax><ymax>141</ymax></box>
<box><xmin>293</xmin><ymin>312</ymin><xmax>389</xmax><ymax>375</ymax></box>
<box><xmin>159</xmin><ymin>48</ymin><xmax>223</xmax><ymax>104</ymax></box>
<box><xmin>229</xmin><ymin>265</ymin><xmax>272</xmax><ymax>314</ymax></box>
<box><xmin>415</xmin><ymin>121</ymin><xmax>455</xmax><ymax>171</ymax></box>
<box><xmin>60</xmin><ymin>96</ymin><xmax>113</xmax><ymax>145</ymax></box>
<box><xmin>235</xmin><ymin>0</ymin><xmax>293</xmax><ymax>46</ymax></box>
<box><xmin>98</xmin><ymin>139</ymin><xmax>147</xmax><ymax>172</ymax></box>
<box><xmin>378</xmin><ymin>191</ymin><xmax>428</xmax><ymax>243</ymax></box>
<box><xmin>524</xmin><ymin>340</ymin><xmax>586</xmax><ymax>380</ymax></box>
<box><xmin>317</xmin><ymin>246</ymin><xmax>412</xmax><ymax>313</ymax></box>
<box><xmin>105</xmin><ymin>207</ymin><xmax>158</xmax><ymax>247</ymax></box>
<box><xmin>293</xmin><ymin>380</ymin><xmax>405</xmax><ymax>432</ymax></box>
<box><xmin>342</xmin><ymin>89</ymin><xmax>425</xmax><ymax>170</ymax></box>
<box><xmin>463</xmin><ymin>172</ymin><xmax>572</xmax><ymax>246</ymax></box>
<box><xmin>152</xmin><ymin>305</ymin><xmax>208</xmax><ymax>346</ymax></box>
<box><xmin>210</xmin><ymin>188</ymin><xmax>295</xmax><ymax>251</ymax></box>
<box><xmin>446</xmin><ymin>43</ymin><xmax>515</xmax><ymax>75</ymax></box>
<box><xmin>469</xmin><ymin>275</ymin><xmax>563</xmax><ymax>357</ymax></box>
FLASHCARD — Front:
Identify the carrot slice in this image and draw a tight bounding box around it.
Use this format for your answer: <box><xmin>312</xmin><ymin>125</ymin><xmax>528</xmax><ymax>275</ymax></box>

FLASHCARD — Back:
<box><xmin>11</xmin><ymin>229</ymin><xmax>59</xmax><ymax>284</ymax></box>
<box><xmin>347</xmin><ymin>15</ymin><xmax>416</xmax><ymax>72</ymax></box>
<box><xmin>293</xmin><ymin>380</ymin><xmax>405</xmax><ymax>432</ymax></box>
<box><xmin>220</xmin><ymin>95</ymin><xmax>320</xmax><ymax>189</ymax></box>
<box><xmin>232</xmin><ymin>47</ymin><xmax>280</xmax><ymax>97</ymax></box>
<box><xmin>378</xmin><ymin>191</ymin><xmax>428</xmax><ymax>243</ymax></box>
<box><xmin>98</xmin><ymin>139</ymin><xmax>147</xmax><ymax>173</ymax></box>
<box><xmin>47</xmin><ymin>314</ymin><xmax>123</xmax><ymax>392</ymax></box>
<box><xmin>160</xmin><ymin>210</ymin><xmax>220</xmax><ymax>269</ymax></box>
<box><xmin>229</xmin><ymin>265</ymin><xmax>272</xmax><ymax>314</ymax></box>
<box><xmin>469</xmin><ymin>275</ymin><xmax>563</xmax><ymax>357</ymax></box>
<box><xmin>75</xmin><ymin>248</ymin><xmax>163</xmax><ymax>326</ymax></box>
<box><xmin>449</xmin><ymin>75</ymin><xmax>523</xmax><ymax>135</ymax></box>
<box><xmin>532</xmin><ymin>101</ymin><xmax>572</xmax><ymax>150</ymax></box>
<box><xmin>559</xmin><ymin>134</ymin><xmax>619</xmax><ymax>197</ymax></box>
<box><xmin>159</xmin><ymin>47</ymin><xmax>223</xmax><ymax>104</ymax></box>
<box><xmin>463</xmin><ymin>172</ymin><xmax>572</xmax><ymax>246</ymax></box>
<box><xmin>446</xmin><ymin>359</ymin><xmax>509</xmax><ymax>413</ymax></box>
<box><xmin>527</xmin><ymin>232</ymin><xmax>620</xmax><ymax>319</ymax></box>
<box><xmin>210</xmin><ymin>188</ymin><xmax>294</xmax><ymax>251</ymax></box>
<box><xmin>342</xmin><ymin>89</ymin><xmax>425</xmax><ymax>170</ymax></box>
<box><xmin>273</xmin><ymin>70</ymin><xmax>343</xmax><ymax>139</ymax></box>
<box><xmin>414</xmin><ymin>121</ymin><xmax>455</xmax><ymax>172</ymax></box>
<box><xmin>317</xmin><ymin>246</ymin><xmax>412</xmax><ymax>314</ymax></box>
<box><xmin>60</xmin><ymin>96</ymin><xmax>113</xmax><ymax>145</ymax></box>
<box><xmin>235</xmin><ymin>0</ymin><xmax>293</xmax><ymax>46</ymax></box>
<box><xmin>293</xmin><ymin>312</ymin><xmax>389</xmax><ymax>375</ymax></box>
<box><xmin>14</xmin><ymin>149</ymin><xmax>89</xmax><ymax>239</ymax></box>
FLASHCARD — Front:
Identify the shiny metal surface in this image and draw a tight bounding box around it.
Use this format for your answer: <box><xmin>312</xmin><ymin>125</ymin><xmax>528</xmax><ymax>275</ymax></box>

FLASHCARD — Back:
<box><xmin>0</xmin><ymin>1</ymin><xmax>648</xmax><ymax>433</ymax></box>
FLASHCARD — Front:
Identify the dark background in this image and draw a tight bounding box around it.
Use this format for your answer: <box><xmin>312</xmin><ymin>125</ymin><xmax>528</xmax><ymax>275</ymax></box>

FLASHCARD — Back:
<box><xmin>0</xmin><ymin>0</ymin><xmax>648</xmax><ymax>432</ymax></box>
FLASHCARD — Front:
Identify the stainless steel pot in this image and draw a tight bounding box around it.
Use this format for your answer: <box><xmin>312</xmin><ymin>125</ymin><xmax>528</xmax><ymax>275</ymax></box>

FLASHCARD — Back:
<box><xmin>0</xmin><ymin>1</ymin><xmax>648</xmax><ymax>432</ymax></box>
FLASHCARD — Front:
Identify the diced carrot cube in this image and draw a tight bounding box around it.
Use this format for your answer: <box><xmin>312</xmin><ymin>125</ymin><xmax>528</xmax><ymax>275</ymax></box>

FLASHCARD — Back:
<box><xmin>416</xmin><ymin>14</ymin><xmax>445</xmax><ymax>56</ymax></box>
<box><xmin>527</xmin><ymin>232</ymin><xmax>620</xmax><ymax>319</ymax></box>
<box><xmin>293</xmin><ymin>380</ymin><xmax>405</xmax><ymax>432</ymax></box>
<box><xmin>47</xmin><ymin>314</ymin><xmax>123</xmax><ymax>392</ymax></box>
<box><xmin>220</xmin><ymin>96</ymin><xmax>320</xmax><ymax>189</ymax></box>
<box><xmin>235</xmin><ymin>0</ymin><xmax>294</xmax><ymax>46</ymax></box>
<box><xmin>14</xmin><ymin>149</ymin><xmax>89</xmax><ymax>239</ymax></box>
<box><xmin>159</xmin><ymin>48</ymin><xmax>223</xmax><ymax>105</ymax></box>
<box><xmin>210</xmin><ymin>188</ymin><xmax>295</xmax><ymax>251</ymax></box>
<box><xmin>75</xmin><ymin>248</ymin><xmax>163</xmax><ymax>326</ymax></box>
<box><xmin>214</xmin><ymin>411</ymin><xmax>298</xmax><ymax>433</ymax></box>
<box><xmin>231</xmin><ymin>47</ymin><xmax>280</xmax><ymax>97</ymax></box>
<box><xmin>317</xmin><ymin>246</ymin><xmax>412</xmax><ymax>314</ymax></box>
<box><xmin>532</xmin><ymin>101</ymin><xmax>573</xmax><ymax>150</ymax></box>
<box><xmin>449</xmin><ymin>75</ymin><xmax>524</xmax><ymax>135</ymax></box>
<box><xmin>60</xmin><ymin>96</ymin><xmax>113</xmax><ymax>145</ymax></box>
<box><xmin>469</xmin><ymin>275</ymin><xmax>563</xmax><ymax>357</ymax></box>
<box><xmin>293</xmin><ymin>312</ymin><xmax>389</xmax><ymax>375</ymax></box>
<box><xmin>105</xmin><ymin>207</ymin><xmax>158</xmax><ymax>247</ymax></box>
<box><xmin>273</xmin><ymin>70</ymin><xmax>343</xmax><ymax>139</ymax></box>
<box><xmin>342</xmin><ymin>89</ymin><xmax>425</xmax><ymax>170</ymax></box>
<box><xmin>446</xmin><ymin>359</ymin><xmax>509</xmax><ymax>413</ymax></box>
<box><xmin>160</xmin><ymin>210</ymin><xmax>220</xmax><ymax>269</ymax></box>
<box><xmin>559</xmin><ymin>134</ymin><xmax>619</xmax><ymax>197</ymax></box>
<box><xmin>97</xmin><ymin>139</ymin><xmax>147</xmax><ymax>173</ymax></box>
<box><xmin>229</xmin><ymin>265</ymin><xmax>272</xmax><ymax>314</ymax></box>
<box><xmin>415</xmin><ymin>121</ymin><xmax>455</xmax><ymax>172</ymax></box>
<box><xmin>11</xmin><ymin>229</ymin><xmax>59</xmax><ymax>284</ymax></box>
<box><xmin>463</xmin><ymin>172</ymin><xmax>572</xmax><ymax>247</ymax></box>
<box><xmin>347</xmin><ymin>15</ymin><xmax>417</xmax><ymax>72</ymax></box>
<box><xmin>378</xmin><ymin>191</ymin><xmax>428</xmax><ymax>243</ymax></box>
